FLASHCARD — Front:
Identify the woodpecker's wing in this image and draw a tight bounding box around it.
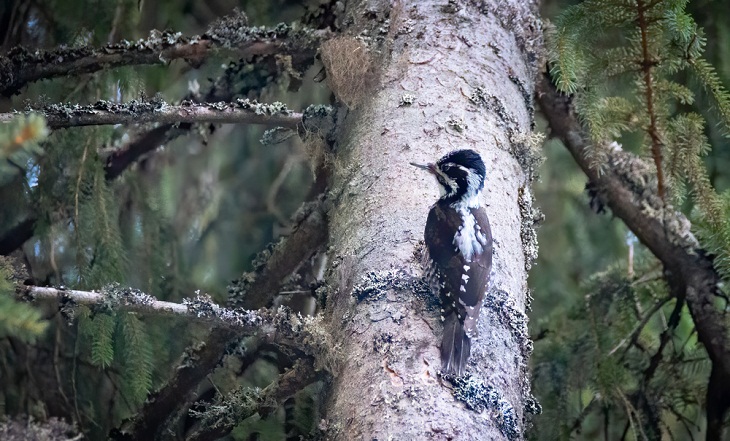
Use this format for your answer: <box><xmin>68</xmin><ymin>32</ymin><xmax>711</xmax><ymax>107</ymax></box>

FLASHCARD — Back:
<box><xmin>424</xmin><ymin>203</ymin><xmax>467</xmax><ymax>288</ymax></box>
<box><xmin>462</xmin><ymin>206</ymin><xmax>492</xmax><ymax>337</ymax></box>
<box><xmin>424</xmin><ymin>204</ymin><xmax>492</xmax><ymax>333</ymax></box>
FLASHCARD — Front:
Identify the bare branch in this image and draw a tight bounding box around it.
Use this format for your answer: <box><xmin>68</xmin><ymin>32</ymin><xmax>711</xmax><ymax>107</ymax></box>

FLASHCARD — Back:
<box><xmin>102</xmin><ymin>124</ymin><xmax>180</xmax><ymax>180</ymax></box>
<box><xmin>0</xmin><ymin>100</ymin><xmax>302</xmax><ymax>130</ymax></box>
<box><xmin>21</xmin><ymin>284</ymin><xmax>325</xmax><ymax>353</ymax></box>
<box><xmin>0</xmin><ymin>21</ymin><xmax>328</xmax><ymax>96</ymax></box>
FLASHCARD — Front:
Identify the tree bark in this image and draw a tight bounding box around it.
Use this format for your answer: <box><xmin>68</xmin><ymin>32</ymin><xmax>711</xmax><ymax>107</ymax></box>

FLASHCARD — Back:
<box><xmin>321</xmin><ymin>1</ymin><xmax>540</xmax><ymax>439</ymax></box>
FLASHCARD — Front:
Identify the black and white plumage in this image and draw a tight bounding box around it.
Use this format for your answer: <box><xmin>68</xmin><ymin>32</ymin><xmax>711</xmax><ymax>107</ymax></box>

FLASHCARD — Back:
<box><xmin>411</xmin><ymin>149</ymin><xmax>493</xmax><ymax>376</ymax></box>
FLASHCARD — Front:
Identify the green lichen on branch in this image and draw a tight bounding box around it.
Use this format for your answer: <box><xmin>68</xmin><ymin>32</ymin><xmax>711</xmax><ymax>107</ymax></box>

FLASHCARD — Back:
<box><xmin>188</xmin><ymin>386</ymin><xmax>261</xmax><ymax>433</ymax></box>
<box><xmin>0</xmin><ymin>97</ymin><xmax>301</xmax><ymax>130</ymax></box>
<box><xmin>351</xmin><ymin>269</ymin><xmax>429</xmax><ymax>304</ymax></box>
<box><xmin>0</xmin><ymin>13</ymin><xmax>328</xmax><ymax>96</ymax></box>
<box><xmin>185</xmin><ymin>295</ymin><xmax>339</xmax><ymax>371</ymax></box>
<box><xmin>187</xmin><ymin>358</ymin><xmax>319</xmax><ymax>440</ymax></box>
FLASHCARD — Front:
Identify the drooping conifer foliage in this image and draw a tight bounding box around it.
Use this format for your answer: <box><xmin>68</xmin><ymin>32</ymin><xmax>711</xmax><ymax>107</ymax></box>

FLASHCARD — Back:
<box><xmin>535</xmin><ymin>0</ymin><xmax>730</xmax><ymax>439</ymax></box>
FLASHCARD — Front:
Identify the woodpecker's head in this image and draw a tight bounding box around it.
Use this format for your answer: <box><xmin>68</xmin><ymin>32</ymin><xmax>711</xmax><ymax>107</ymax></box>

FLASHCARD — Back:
<box><xmin>411</xmin><ymin>149</ymin><xmax>486</xmax><ymax>206</ymax></box>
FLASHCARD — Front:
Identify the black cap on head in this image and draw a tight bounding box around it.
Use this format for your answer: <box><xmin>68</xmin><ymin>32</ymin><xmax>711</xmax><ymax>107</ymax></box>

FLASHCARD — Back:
<box><xmin>436</xmin><ymin>149</ymin><xmax>485</xmax><ymax>178</ymax></box>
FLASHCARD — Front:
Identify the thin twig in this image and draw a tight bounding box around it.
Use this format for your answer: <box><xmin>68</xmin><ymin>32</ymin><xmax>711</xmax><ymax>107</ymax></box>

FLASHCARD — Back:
<box><xmin>266</xmin><ymin>154</ymin><xmax>301</xmax><ymax>225</ymax></box>
<box><xmin>609</xmin><ymin>296</ymin><xmax>672</xmax><ymax>356</ymax></box>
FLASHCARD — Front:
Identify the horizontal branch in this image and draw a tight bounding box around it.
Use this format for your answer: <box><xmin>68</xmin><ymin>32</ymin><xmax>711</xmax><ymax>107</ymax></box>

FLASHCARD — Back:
<box><xmin>0</xmin><ymin>55</ymin><xmax>309</xmax><ymax>256</ymax></box>
<box><xmin>20</xmin><ymin>284</ymin><xmax>325</xmax><ymax>352</ymax></box>
<box><xmin>0</xmin><ymin>99</ymin><xmax>302</xmax><ymax>130</ymax></box>
<box><xmin>0</xmin><ymin>16</ymin><xmax>328</xmax><ymax>96</ymax></box>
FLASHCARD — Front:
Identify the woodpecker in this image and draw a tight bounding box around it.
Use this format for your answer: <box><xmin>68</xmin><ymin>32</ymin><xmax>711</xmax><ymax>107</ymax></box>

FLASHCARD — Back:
<box><xmin>411</xmin><ymin>149</ymin><xmax>493</xmax><ymax>376</ymax></box>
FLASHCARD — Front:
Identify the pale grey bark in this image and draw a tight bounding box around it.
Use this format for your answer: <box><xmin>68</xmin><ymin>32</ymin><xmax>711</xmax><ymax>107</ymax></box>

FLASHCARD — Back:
<box><xmin>321</xmin><ymin>1</ymin><xmax>541</xmax><ymax>439</ymax></box>
<box><xmin>21</xmin><ymin>285</ymin><xmax>326</xmax><ymax>354</ymax></box>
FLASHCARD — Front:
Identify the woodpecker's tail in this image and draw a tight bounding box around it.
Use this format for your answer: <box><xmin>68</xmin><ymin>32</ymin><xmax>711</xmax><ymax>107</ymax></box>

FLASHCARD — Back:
<box><xmin>441</xmin><ymin>313</ymin><xmax>471</xmax><ymax>376</ymax></box>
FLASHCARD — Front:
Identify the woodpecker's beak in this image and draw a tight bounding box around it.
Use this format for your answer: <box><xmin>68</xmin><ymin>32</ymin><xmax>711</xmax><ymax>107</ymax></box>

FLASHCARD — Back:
<box><xmin>410</xmin><ymin>162</ymin><xmax>437</xmax><ymax>174</ymax></box>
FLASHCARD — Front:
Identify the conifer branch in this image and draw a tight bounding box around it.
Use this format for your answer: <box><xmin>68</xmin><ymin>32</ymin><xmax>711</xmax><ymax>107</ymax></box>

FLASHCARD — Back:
<box><xmin>185</xmin><ymin>359</ymin><xmax>319</xmax><ymax>441</ymax></box>
<box><xmin>537</xmin><ymin>74</ymin><xmax>730</xmax><ymax>433</ymax></box>
<box><xmin>0</xmin><ymin>20</ymin><xmax>328</xmax><ymax>96</ymax></box>
<box><xmin>0</xmin><ymin>100</ymin><xmax>303</xmax><ymax>130</ymax></box>
<box><xmin>112</xmin><ymin>326</ymin><xmax>238</xmax><ymax>441</ymax></box>
<box><xmin>0</xmin><ymin>55</ymin><xmax>304</xmax><ymax>256</ymax></box>
<box><xmin>637</xmin><ymin>0</ymin><xmax>665</xmax><ymax>201</ymax></box>
<box><xmin>228</xmin><ymin>198</ymin><xmax>329</xmax><ymax>309</ymax></box>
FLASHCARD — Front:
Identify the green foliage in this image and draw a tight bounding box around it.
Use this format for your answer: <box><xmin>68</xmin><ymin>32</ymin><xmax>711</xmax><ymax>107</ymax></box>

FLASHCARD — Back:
<box><xmin>77</xmin><ymin>166</ymin><xmax>127</xmax><ymax>287</ymax></box>
<box><xmin>116</xmin><ymin>313</ymin><xmax>154</xmax><ymax>404</ymax></box>
<box><xmin>0</xmin><ymin>1</ymin><xmax>327</xmax><ymax>439</ymax></box>
<box><xmin>80</xmin><ymin>310</ymin><xmax>115</xmax><ymax>368</ymax></box>
<box><xmin>548</xmin><ymin>0</ymin><xmax>730</xmax><ymax>218</ymax></box>
<box><xmin>532</xmin><ymin>254</ymin><xmax>707</xmax><ymax>440</ymax></box>
<box><xmin>0</xmin><ymin>257</ymin><xmax>47</xmax><ymax>342</ymax></box>
<box><xmin>693</xmin><ymin>191</ymin><xmax>730</xmax><ymax>279</ymax></box>
<box><xmin>78</xmin><ymin>306</ymin><xmax>154</xmax><ymax>406</ymax></box>
<box><xmin>544</xmin><ymin>2</ymin><xmax>730</xmax><ymax>436</ymax></box>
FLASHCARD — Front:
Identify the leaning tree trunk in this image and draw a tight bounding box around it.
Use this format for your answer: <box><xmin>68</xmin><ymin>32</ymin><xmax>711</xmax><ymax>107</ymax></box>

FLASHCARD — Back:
<box><xmin>321</xmin><ymin>1</ymin><xmax>542</xmax><ymax>439</ymax></box>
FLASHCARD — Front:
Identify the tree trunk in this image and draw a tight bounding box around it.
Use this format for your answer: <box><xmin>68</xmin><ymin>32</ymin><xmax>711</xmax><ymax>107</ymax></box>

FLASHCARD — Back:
<box><xmin>322</xmin><ymin>1</ymin><xmax>541</xmax><ymax>439</ymax></box>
